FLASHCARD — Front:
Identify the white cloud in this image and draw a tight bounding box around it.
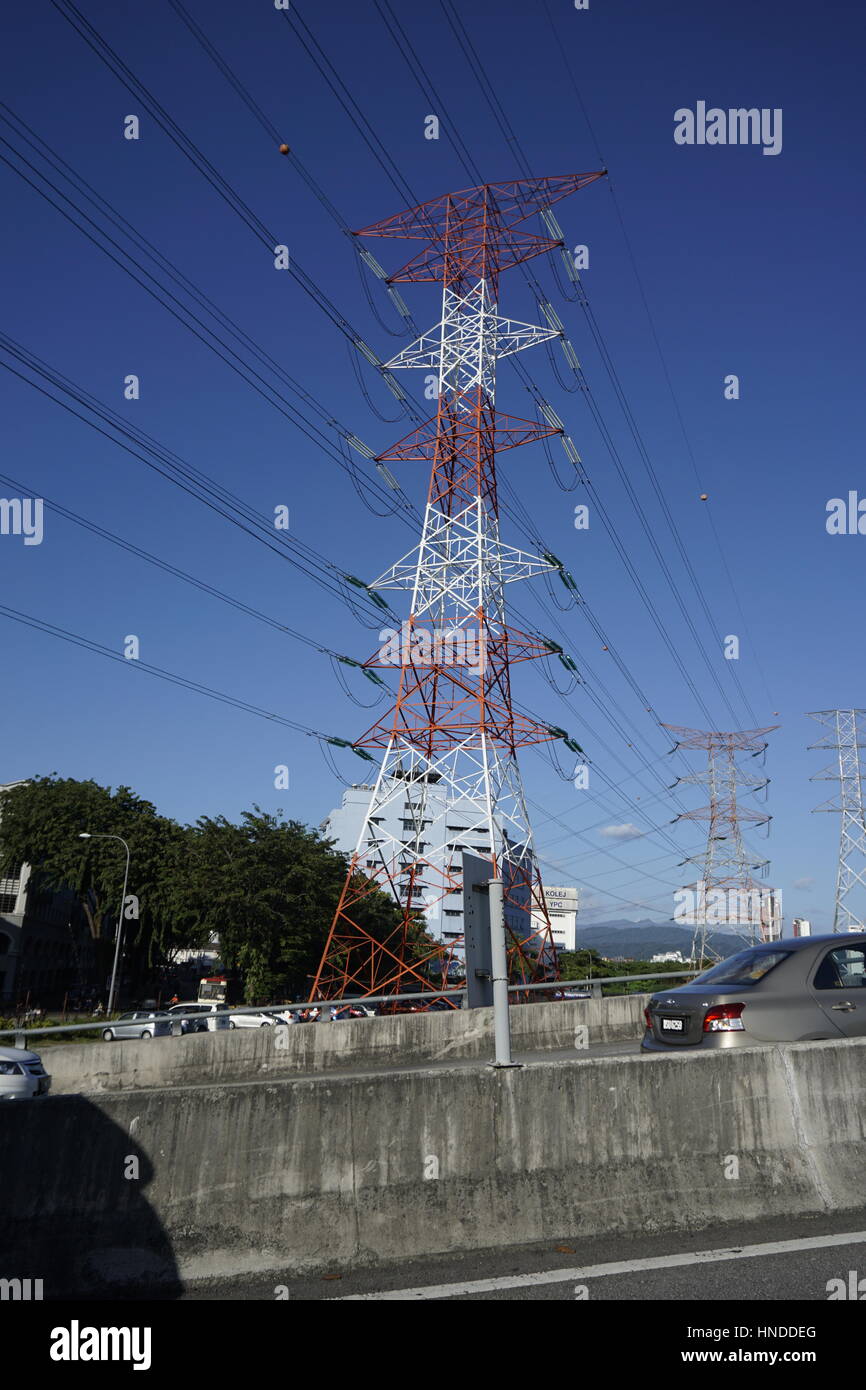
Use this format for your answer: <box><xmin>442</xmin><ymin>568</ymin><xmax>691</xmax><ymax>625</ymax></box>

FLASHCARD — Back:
<box><xmin>599</xmin><ymin>823</ymin><xmax>642</xmax><ymax>841</ymax></box>
<box><xmin>793</xmin><ymin>877</ymin><xmax>815</xmax><ymax>892</ymax></box>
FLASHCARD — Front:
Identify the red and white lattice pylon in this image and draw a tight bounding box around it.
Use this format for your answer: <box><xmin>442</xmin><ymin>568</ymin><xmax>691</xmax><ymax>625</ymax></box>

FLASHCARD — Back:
<box><xmin>311</xmin><ymin>176</ymin><xmax>605</xmax><ymax>1004</ymax></box>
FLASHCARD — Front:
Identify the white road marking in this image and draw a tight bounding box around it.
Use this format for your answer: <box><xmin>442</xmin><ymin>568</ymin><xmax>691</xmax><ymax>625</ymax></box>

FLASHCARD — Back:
<box><xmin>334</xmin><ymin>1229</ymin><xmax>866</xmax><ymax>1300</ymax></box>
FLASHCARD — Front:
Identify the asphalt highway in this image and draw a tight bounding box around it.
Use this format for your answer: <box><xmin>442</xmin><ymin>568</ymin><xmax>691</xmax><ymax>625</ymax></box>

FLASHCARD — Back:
<box><xmin>185</xmin><ymin>1208</ymin><xmax>866</xmax><ymax>1303</ymax></box>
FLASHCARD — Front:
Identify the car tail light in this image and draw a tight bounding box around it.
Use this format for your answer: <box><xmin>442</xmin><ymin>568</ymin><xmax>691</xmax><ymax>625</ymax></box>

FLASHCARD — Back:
<box><xmin>643</xmin><ymin>1007</ymin><xmax>653</xmax><ymax>1029</ymax></box>
<box><xmin>703</xmin><ymin>1003</ymin><xmax>745</xmax><ymax>1033</ymax></box>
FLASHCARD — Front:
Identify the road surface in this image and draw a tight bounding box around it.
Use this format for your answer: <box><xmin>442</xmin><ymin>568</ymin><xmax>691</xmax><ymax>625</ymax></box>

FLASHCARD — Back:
<box><xmin>184</xmin><ymin>1208</ymin><xmax>866</xmax><ymax>1301</ymax></box>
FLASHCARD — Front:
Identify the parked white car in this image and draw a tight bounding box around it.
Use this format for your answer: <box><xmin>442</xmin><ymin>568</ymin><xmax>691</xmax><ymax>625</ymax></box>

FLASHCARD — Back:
<box><xmin>0</xmin><ymin>1045</ymin><xmax>51</xmax><ymax>1099</ymax></box>
<box><xmin>229</xmin><ymin>1010</ymin><xmax>279</xmax><ymax>1028</ymax></box>
<box><xmin>268</xmin><ymin>1009</ymin><xmax>298</xmax><ymax>1025</ymax></box>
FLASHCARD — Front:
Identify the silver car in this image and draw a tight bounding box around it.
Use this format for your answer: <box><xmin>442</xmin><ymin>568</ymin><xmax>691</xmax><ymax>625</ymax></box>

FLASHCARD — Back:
<box><xmin>0</xmin><ymin>1046</ymin><xmax>51</xmax><ymax>1098</ymax></box>
<box><xmin>228</xmin><ymin>1010</ymin><xmax>278</xmax><ymax>1029</ymax></box>
<box><xmin>642</xmin><ymin>933</ymin><xmax>866</xmax><ymax>1051</ymax></box>
<box><xmin>167</xmin><ymin>1002</ymin><xmax>231</xmax><ymax>1033</ymax></box>
<box><xmin>101</xmin><ymin>1011</ymin><xmax>172</xmax><ymax>1041</ymax></box>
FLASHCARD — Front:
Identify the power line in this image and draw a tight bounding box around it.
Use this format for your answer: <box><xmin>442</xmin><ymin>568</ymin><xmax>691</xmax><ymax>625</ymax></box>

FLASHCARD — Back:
<box><xmin>51</xmin><ymin>0</ymin><xmax>691</xmax><ymax>795</ymax></box>
<box><xmin>0</xmin><ymin>332</ymin><xmax>396</xmax><ymax>629</ymax></box>
<box><xmin>0</xmin><ymin>111</ymin><xmax>414</xmax><ymax>526</ymax></box>
<box><xmin>0</xmin><ymin>467</ymin><xmax>389</xmax><ymax>697</ymax></box>
<box><xmin>538</xmin><ymin>0</ymin><xmax>775</xmax><ymax>714</ymax></box>
<box><xmin>429</xmin><ymin>0</ymin><xmax>758</xmax><ymax>727</ymax></box>
<box><xmin>0</xmin><ymin>602</ymin><xmax>372</xmax><ymax>759</ymax></box>
<box><xmin>40</xmin><ymin>0</ymin><xmax>717</xmax><ymax>822</ymax></box>
<box><xmin>283</xmin><ymin>3</ymin><xmax>744</xmax><ymax>744</ymax></box>
<box><xmin>48</xmin><ymin>0</ymin><xmax>414</xmax><ymax>412</ymax></box>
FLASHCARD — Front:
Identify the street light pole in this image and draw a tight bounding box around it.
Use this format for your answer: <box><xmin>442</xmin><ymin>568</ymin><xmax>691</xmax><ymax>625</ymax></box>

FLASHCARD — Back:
<box><xmin>79</xmin><ymin>833</ymin><xmax>130</xmax><ymax>1015</ymax></box>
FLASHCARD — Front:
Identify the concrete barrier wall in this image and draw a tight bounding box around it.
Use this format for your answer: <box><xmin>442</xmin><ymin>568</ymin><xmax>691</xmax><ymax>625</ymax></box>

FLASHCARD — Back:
<box><xmin>45</xmin><ymin>993</ymin><xmax>648</xmax><ymax>1095</ymax></box>
<box><xmin>3</xmin><ymin>1036</ymin><xmax>866</xmax><ymax>1293</ymax></box>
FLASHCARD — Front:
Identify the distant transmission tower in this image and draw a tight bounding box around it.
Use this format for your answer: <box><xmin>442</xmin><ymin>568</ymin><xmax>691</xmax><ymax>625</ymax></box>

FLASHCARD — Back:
<box><xmin>808</xmin><ymin>709</ymin><xmax>866</xmax><ymax>932</ymax></box>
<box><xmin>664</xmin><ymin>725</ymin><xmax>780</xmax><ymax>960</ymax></box>
<box><xmin>311</xmin><ymin>174</ymin><xmax>605</xmax><ymax>1002</ymax></box>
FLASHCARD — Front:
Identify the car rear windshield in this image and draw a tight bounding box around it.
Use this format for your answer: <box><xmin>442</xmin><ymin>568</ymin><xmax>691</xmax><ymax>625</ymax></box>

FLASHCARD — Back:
<box><xmin>693</xmin><ymin>948</ymin><xmax>791</xmax><ymax>986</ymax></box>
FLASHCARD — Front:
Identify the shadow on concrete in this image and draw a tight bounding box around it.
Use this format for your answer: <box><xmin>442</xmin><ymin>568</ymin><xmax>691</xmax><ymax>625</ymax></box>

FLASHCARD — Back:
<box><xmin>0</xmin><ymin>1094</ymin><xmax>181</xmax><ymax>1299</ymax></box>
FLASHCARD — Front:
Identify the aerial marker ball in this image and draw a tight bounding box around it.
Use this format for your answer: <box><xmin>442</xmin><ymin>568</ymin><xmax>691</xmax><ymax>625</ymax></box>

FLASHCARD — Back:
<box><xmin>279</xmin><ymin>144</ymin><xmax>290</xmax><ymax>155</ymax></box>
<box><xmin>700</xmin><ymin>493</ymin><xmax>708</xmax><ymax>500</ymax></box>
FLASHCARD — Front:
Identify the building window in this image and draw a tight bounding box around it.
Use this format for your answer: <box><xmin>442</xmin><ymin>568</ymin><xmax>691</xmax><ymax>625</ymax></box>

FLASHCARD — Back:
<box><xmin>0</xmin><ymin>894</ymin><xmax>17</xmax><ymax>914</ymax></box>
<box><xmin>444</xmin><ymin>909</ymin><xmax>462</xmax><ymax>918</ymax></box>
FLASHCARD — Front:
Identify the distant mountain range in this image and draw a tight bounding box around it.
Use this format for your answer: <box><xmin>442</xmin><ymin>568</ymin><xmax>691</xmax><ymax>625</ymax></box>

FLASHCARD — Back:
<box><xmin>570</xmin><ymin>919</ymin><xmax>746</xmax><ymax>961</ymax></box>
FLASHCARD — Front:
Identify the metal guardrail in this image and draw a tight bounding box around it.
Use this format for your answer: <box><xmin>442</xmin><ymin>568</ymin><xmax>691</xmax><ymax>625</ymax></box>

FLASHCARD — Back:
<box><xmin>0</xmin><ymin>970</ymin><xmax>701</xmax><ymax>1047</ymax></box>
<box><xmin>506</xmin><ymin>970</ymin><xmax>701</xmax><ymax>994</ymax></box>
<box><xmin>0</xmin><ymin>993</ymin><xmax>465</xmax><ymax>1047</ymax></box>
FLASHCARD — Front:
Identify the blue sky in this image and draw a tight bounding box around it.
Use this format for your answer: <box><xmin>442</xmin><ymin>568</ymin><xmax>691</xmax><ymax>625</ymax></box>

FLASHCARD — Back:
<box><xmin>1</xmin><ymin>0</ymin><xmax>864</xmax><ymax>930</ymax></box>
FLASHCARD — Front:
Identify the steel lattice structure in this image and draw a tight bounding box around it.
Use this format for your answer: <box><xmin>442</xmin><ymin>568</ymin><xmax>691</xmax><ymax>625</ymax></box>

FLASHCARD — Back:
<box><xmin>664</xmin><ymin>725</ymin><xmax>780</xmax><ymax>960</ymax></box>
<box><xmin>311</xmin><ymin>175</ymin><xmax>605</xmax><ymax>1002</ymax></box>
<box><xmin>808</xmin><ymin>709</ymin><xmax>866</xmax><ymax>933</ymax></box>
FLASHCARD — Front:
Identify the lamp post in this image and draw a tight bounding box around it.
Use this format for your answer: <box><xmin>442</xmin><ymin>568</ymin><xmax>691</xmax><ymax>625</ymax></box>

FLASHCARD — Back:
<box><xmin>79</xmin><ymin>833</ymin><xmax>130</xmax><ymax>1015</ymax></box>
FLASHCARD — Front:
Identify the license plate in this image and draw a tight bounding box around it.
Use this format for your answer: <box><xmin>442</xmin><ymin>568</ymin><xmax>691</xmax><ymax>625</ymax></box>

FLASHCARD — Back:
<box><xmin>661</xmin><ymin>1017</ymin><xmax>684</xmax><ymax>1032</ymax></box>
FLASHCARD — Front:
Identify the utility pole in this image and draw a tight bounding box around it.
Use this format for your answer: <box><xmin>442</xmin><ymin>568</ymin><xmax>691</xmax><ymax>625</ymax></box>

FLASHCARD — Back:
<box><xmin>311</xmin><ymin>175</ymin><xmax>604</xmax><ymax>1003</ymax></box>
<box><xmin>808</xmin><ymin>709</ymin><xmax>866</xmax><ymax>933</ymax></box>
<box><xmin>79</xmin><ymin>833</ymin><xmax>130</xmax><ymax>1014</ymax></box>
<box><xmin>664</xmin><ymin>725</ymin><xmax>779</xmax><ymax>961</ymax></box>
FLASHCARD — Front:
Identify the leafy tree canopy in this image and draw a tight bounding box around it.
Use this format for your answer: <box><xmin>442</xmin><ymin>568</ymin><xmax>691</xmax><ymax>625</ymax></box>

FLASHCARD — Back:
<box><xmin>0</xmin><ymin>775</ymin><xmax>189</xmax><ymax>961</ymax></box>
<box><xmin>178</xmin><ymin>807</ymin><xmax>405</xmax><ymax>1002</ymax></box>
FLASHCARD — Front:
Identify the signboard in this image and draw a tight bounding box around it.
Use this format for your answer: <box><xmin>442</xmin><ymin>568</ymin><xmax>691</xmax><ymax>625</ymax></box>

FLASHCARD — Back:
<box><xmin>462</xmin><ymin>851</ymin><xmax>494</xmax><ymax>1008</ymax></box>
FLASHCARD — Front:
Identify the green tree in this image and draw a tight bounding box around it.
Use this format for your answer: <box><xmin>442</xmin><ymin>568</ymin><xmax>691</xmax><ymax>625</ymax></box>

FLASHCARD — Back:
<box><xmin>0</xmin><ymin>775</ymin><xmax>199</xmax><ymax>991</ymax></box>
<box><xmin>558</xmin><ymin>947</ymin><xmax>606</xmax><ymax>981</ymax></box>
<box><xmin>557</xmin><ymin>947</ymin><xmax>693</xmax><ymax>995</ymax></box>
<box><xmin>179</xmin><ymin>807</ymin><xmax>406</xmax><ymax>1002</ymax></box>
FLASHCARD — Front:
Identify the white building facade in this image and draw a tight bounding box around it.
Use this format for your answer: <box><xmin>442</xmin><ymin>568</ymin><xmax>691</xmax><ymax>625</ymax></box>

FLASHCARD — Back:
<box><xmin>529</xmin><ymin>884</ymin><xmax>579</xmax><ymax>953</ymax></box>
<box><xmin>321</xmin><ymin>783</ymin><xmax>540</xmax><ymax>951</ymax></box>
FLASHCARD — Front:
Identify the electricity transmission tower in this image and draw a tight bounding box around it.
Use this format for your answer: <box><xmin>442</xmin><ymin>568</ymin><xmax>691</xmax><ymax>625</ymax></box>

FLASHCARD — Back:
<box><xmin>311</xmin><ymin>174</ymin><xmax>605</xmax><ymax>1002</ymax></box>
<box><xmin>808</xmin><ymin>709</ymin><xmax>866</xmax><ymax>932</ymax></box>
<box><xmin>664</xmin><ymin>725</ymin><xmax>780</xmax><ymax>961</ymax></box>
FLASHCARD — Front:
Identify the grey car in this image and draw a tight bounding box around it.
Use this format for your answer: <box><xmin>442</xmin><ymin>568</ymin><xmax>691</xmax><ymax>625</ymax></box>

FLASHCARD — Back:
<box><xmin>101</xmin><ymin>1011</ymin><xmax>172</xmax><ymax>1041</ymax></box>
<box><xmin>642</xmin><ymin>933</ymin><xmax>866</xmax><ymax>1051</ymax></box>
